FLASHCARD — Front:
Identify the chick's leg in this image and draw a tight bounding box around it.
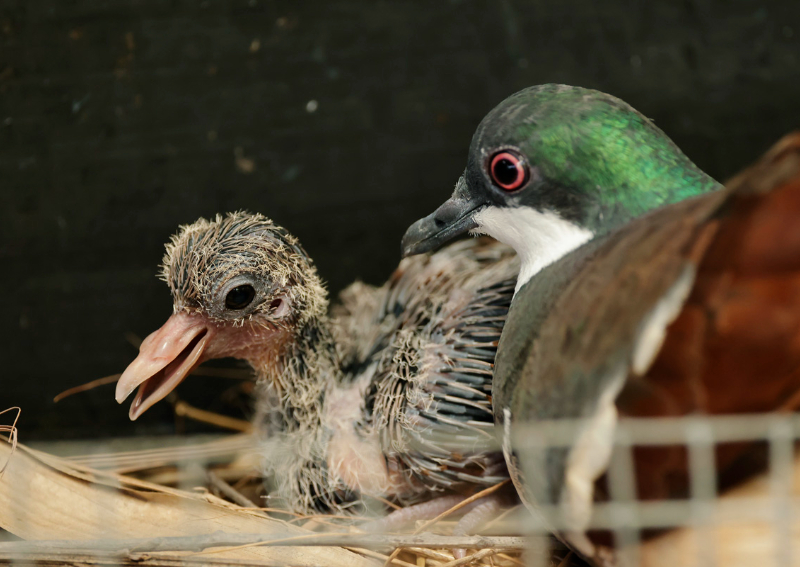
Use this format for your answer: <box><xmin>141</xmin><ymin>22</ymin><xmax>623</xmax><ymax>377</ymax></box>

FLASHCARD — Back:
<box><xmin>451</xmin><ymin>494</ymin><xmax>505</xmax><ymax>559</ymax></box>
<box><xmin>362</xmin><ymin>495</ymin><xmax>465</xmax><ymax>532</ymax></box>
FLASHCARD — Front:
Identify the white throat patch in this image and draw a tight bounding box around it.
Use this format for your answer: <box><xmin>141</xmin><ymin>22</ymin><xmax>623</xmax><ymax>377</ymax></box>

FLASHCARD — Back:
<box><xmin>472</xmin><ymin>207</ymin><xmax>593</xmax><ymax>293</ymax></box>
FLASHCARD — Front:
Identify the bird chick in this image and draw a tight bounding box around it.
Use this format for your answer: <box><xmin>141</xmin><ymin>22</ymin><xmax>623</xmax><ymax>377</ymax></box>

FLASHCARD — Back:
<box><xmin>116</xmin><ymin>212</ymin><xmax>519</xmax><ymax>516</ymax></box>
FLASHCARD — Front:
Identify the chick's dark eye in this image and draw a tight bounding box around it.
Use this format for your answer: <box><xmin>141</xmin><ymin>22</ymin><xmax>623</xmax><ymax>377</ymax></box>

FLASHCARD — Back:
<box><xmin>225</xmin><ymin>284</ymin><xmax>256</xmax><ymax>310</ymax></box>
<box><xmin>490</xmin><ymin>151</ymin><xmax>528</xmax><ymax>191</ymax></box>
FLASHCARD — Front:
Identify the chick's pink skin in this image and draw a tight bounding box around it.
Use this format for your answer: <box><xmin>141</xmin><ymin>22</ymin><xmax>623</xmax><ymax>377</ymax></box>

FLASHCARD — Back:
<box><xmin>115</xmin><ymin>311</ymin><xmax>289</xmax><ymax>420</ymax></box>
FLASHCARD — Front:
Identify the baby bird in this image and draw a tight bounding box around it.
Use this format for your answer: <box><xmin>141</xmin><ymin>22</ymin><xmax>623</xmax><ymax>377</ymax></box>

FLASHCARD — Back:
<box><xmin>115</xmin><ymin>212</ymin><xmax>519</xmax><ymax>517</ymax></box>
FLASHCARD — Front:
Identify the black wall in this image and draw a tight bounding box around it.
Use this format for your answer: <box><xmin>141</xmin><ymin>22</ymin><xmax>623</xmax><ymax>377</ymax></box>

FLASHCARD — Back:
<box><xmin>2</xmin><ymin>0</ymin><xmax>799</xmax><ymax>439</ymax></box>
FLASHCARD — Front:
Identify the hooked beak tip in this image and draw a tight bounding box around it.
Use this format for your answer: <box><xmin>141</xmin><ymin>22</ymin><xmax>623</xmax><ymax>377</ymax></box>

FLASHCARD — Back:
<box><xmin>400</xmin><ymin>221</ymin><xmax>433</xmax><ymax>258</ymax></box>
<box><xmin>400</xmin><ymin>236</ymin><xmax>422</xmax><ymax>259</ymax></box>
<box><xmin>401</xmin><ymin>202</ymin><xmax>484</xmax><ymax>257</ymax></box>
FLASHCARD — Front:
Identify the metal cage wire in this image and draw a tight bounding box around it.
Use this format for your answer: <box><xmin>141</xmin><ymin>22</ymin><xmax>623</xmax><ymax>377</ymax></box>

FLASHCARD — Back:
<box><xmin>1</xmin><ymin>410</ymin><xmax>798</xmax><ymax>567</ymax></box>
<box><xmin>514</xmin><ymin>412</ymin><xmax>800</xmax><ymax>567</ymax></box>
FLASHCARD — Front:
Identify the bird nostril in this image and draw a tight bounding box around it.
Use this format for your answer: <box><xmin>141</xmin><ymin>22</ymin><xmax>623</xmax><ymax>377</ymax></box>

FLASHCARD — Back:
<box><xmin>434</xmin><ymin>202</ymin><xmax>460</xmax><ymax>225</ymax></box>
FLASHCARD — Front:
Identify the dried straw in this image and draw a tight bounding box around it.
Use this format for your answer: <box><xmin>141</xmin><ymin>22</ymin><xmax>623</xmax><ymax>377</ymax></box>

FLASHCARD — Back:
<box><xmin>0</xmin><ymin>407</ymin><xmax>20</xmax><ymax>477</ymax></box>
<box><xmin>0</xmin><ymin>430</ymin><xmax>527</xmax><ymax>567</ymax></box>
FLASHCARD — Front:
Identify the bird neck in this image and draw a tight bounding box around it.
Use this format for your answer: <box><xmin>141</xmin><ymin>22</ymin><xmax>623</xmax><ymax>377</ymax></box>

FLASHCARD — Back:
<box><xmin>253</xmin><ymin>313</ymin><xmax>339</xmax><ymax>433</ymax></box>
<box><xmin>581</xmin><ymin>152</ymin><xmax>722</xmax><ymax>232</ymax></box>
<box><xmin>253</xmin><ymin>312</ymin><xmax>357</xmax><ymax>514</ymax></box>
<box><xmin>528</xmin><ymin>109</ymin><xmax>723</xmax><ymax>232</ymax></box>
<box><xmin>494</xmin><ymin>126</ymin><xmax>720</xmax><ymax>290</ymax></box>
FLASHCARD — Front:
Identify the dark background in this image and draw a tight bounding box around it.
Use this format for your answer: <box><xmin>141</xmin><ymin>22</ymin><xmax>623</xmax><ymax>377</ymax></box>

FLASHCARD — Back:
<box><xmin>2</xmin><ymin>0</ymin><xmax>799</xmax><ymax>440</ymax></box>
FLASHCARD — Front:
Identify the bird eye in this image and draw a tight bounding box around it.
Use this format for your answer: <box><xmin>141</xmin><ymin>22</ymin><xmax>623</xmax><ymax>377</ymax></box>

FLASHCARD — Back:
<box><xmin>225</xmin><ymin>284</ymin><xmax>256</xmax><ymax>310</ymax></box>
<box><xmin>489</xmin><ymin>151</ymin><xmax>528</xmax><ymax>191</ymax></box>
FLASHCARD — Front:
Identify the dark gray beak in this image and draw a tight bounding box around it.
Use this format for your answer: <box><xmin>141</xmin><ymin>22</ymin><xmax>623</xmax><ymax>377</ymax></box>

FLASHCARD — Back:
<box><xmin>401</xmin><ymin>179</ymin><xmax>487</xmax><ymax>257</ymax></box>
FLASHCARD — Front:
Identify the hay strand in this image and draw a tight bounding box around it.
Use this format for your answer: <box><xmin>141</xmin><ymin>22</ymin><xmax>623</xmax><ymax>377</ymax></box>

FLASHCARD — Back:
<box><xmin>0</xmin><ymin>533</ymin><xmax>527</xmax><ymax>553</ymax></box>
<box><xmin>0</xmin><ymin>441</ymin><xmax>377</xmax><ymax>567</ymax></box>
<box><xmin>0</xmin><ymin>408</ymin><xmax>20</xmax><ymax>476</ymax></box>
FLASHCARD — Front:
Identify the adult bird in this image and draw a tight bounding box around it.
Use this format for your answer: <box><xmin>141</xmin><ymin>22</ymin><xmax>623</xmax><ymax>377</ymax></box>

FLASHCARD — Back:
<box><xmin>402</xmin><ymin>84</ymin><xmax>800</xmax><ymax>562</ymax></box>
<box><xmin>115</xmin><ymin>212</ymin><xmax>519</xmax><ymax>526</ymax></box>
<box><xmin>402</xmin><ymin>84</ymin><xmax>721</xmax><ymax>291</ymax></box>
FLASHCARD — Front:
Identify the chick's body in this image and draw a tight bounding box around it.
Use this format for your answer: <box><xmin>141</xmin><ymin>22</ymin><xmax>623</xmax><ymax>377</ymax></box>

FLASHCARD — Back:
<box><xmin>257</xmin><ymin>237</ymin><xmax>519</xmax><ymax>514</ymax></box>
<box><xmin>117</xmin><ymin>213</ymin><xmax>519</xmax><ymax>515</ymax></box>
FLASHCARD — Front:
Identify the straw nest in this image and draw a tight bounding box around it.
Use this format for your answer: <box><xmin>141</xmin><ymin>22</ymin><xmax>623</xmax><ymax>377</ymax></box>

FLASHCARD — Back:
<box><xmin>0</xmin><ymin>393</ymin><xmax>554</xmax><ymax>567</ymax></box>
<box><xmin>4</xmin><ymin>382</ymin><xmax>800</xmax><ymax>567</ymax></box>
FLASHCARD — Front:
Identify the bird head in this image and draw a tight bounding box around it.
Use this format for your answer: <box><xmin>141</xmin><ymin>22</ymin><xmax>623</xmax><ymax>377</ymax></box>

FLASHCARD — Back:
<box><xmin>115</xmin><ymin>212</ymin><xmax>326</xmax><ymax>420</ymax></box>
<box><xmin>402</xmin><ymin>84</ymin><xmax>718</xmax><ymax>258</ymax></box>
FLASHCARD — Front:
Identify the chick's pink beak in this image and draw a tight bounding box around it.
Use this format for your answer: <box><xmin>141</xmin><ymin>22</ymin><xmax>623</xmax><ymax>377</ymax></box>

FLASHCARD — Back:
<box><xmin>115</xmin><ymin>312</ymin><xmax>214</xmax><ymax>421</ymax></box>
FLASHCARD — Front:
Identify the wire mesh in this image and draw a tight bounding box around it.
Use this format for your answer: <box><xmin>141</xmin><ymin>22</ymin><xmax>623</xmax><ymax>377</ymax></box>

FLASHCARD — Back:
<box><xmin>511</xmin><ymin>412</ymin><xmax>800</xmax><ymax>566</ymax></box>
<box><xmin>1</xmin><ymin>410</ymin><xmax>799</xmax><ymax>567</ymax></box>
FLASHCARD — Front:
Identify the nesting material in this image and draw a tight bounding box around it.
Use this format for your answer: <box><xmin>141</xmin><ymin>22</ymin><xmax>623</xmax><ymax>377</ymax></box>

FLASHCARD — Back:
<box><xmin>0</xmin><ymin>440</ymin><xmax>374</xmax><ymax>567</ymax></box>
<box><xmin>0</xmin><ymin>434</ymin><xmax>531</xmax><ymax>567</ymax></box>
<box><xmin>0</xmin><ymin>408</ymin><xmax>19</xmax><ymax>476</ymax></box>
<box><xmin>6</xmin><ymin>410</ymin><xmax>800</xmax><ymax>566</ymax></box>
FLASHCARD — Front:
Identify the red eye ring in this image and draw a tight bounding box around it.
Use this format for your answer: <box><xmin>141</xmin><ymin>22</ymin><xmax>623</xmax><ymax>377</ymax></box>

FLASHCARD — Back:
<box><xmin>489</xmin><ymin>151</ymin><xmax>528</xmax><ymax>191</ymax></box>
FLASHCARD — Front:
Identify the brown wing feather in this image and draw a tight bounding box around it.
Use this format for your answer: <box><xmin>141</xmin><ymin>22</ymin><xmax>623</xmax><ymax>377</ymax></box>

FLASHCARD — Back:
<box><xmin>495</xmin><ymin>133</ymin><xmax>800</xmax><ymax>515</ymax></box>
<box><xmin>623</xmin><ymin>132</ymin><xmax>800</xmax><ymax>500</ymax></box>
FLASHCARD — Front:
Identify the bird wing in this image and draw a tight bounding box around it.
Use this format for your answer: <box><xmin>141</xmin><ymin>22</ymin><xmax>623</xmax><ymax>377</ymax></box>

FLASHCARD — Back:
<box><xmin>357</xmin><ymin>237</ymin><xmax>519</xmax><ymax>499</ymax></box>
<box><xmin>494</xmin><ymin>188</ymin><xmax>723</xmax><ymax>503</ymax></box>
<box><xmin>494</xmin><ymin>133</ymin><xmax>800</xmax><ymax>557</ymax></box>
<box><xmin>330</xmin><ymin>280</ymin><xmax>388</xmax><ymax>371</ymax></box>
<box><xmin>624</xmin><ymin>133</ymin><xmax>800</xmax><ymax>499</ymax></box>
